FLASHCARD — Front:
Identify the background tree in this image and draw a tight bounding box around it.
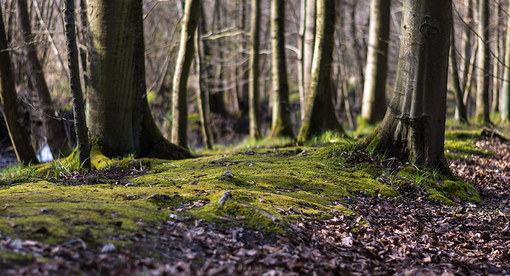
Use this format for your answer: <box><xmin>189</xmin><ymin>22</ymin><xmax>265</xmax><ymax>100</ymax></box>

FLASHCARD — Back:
<box><xmin>297</xmin><ymin>0</ymin><xmax>342</xmax><ymax>143</ymax></box>
<box><xmin>17</xmin><ymin>0</ymin><xmax>70</xmax><ymax>157</ymax></box>
<box><xmin>0</xmin><ymin>4</ymin><xmax>37</xmax><ymax>165</ymax></box>
<box><xmin>502</xmin><ymin>0</ymin><xmax>510</xmax><ymax>122</ymax></box>
<box><xmin>450</xmin><ymin>24</ymin><xmax>468</xmax><ymax>124</ymax></box>
<box><xmin>475</xmin><ymin>0</ymin><xmax>491</xmax><ymax>124</ymax></box>
<box><xmin>360</xmin><ymin>0</ymin><xmax>391</xmax><ymax>125</ymax></box>
<box><xmin>269</xmin><ymin>0</ymin><xmax>294</xmax><ymax>138</ymax></box>
<box><xmin>195</xmin><ymin>17</ymin><xmax>213</xmax><ymax>150</ymax></box>
<box><xmin>86</xmin><ymin>0</ymin><xmax>191</xmax><ymax>159</ymax></box>
<box><xmin>301</xmin><ymin>0</ymin><xmax>316</xmax><ymax>118</ymax></box>
<box><xmin>171</xmin><ymin>0</ymin><xmax>200</xmax><ymax>149</ymax></box>
<box><xmin>364</xmin><ymin>0</ymin><xmax>452</xmax><ymax>171</ymax></box>
<box><xmin>63</xmin><ymin>0</ymin><xmax>90</xmax><ymax>169</ymax></box>
<box><xmin>248</xmin><ymin>0</ymin><xmax>261</xmax><ymax>140</ymax></box>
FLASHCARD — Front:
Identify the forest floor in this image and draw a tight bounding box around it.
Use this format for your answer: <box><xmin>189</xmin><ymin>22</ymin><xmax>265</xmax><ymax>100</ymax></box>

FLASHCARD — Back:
<box><xmin>0</xmin><ymin>126</ymin><xmax>509</xmax><ymax>275</ymax></box>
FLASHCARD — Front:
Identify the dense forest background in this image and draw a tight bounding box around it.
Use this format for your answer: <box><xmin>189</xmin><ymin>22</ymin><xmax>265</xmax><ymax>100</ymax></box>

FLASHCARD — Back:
<box><xmin>0</xmin><ymin>0</ymin><xmax>507</xmax><ymax>156</ymax></box>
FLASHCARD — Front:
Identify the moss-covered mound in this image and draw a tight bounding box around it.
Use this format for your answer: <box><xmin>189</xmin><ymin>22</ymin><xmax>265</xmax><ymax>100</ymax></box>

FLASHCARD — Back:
<box><xmin>0</xmin><ymin>139</ymin><xmax>481</xmax><ymax>247</ymax></box>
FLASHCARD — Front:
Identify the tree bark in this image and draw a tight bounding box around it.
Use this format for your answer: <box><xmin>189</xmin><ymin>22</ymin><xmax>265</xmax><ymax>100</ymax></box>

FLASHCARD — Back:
<box><xmin>297</xmin><ymin>0</ymin><xmax>342</xmax><ymax>143</ymax></box>
<box><xmin>501</xmin><ymin>0</ymin><xmax>510</xmax><ymax>122</ymax></box>
<box><xmin>17</xmin><ymin>0</ymin><xmax>71</xmax><ymax>157</ymax></box>
<box><xmin>475</xmin><ymin>0</ymin><xmax>491</xmax><ymax>124</ymax></box>
<box><xmin>64</xmin><ymin>0</ymin><xmax>90</xmax><ymax>169</ymax></box>
<box><xmin>269</xmin><ymin>0</ymin><xmax>294</xmax><ymax>138</ymax></box>
<box><xmin>248</xmin><ymin>0</ymin><xmax>261</xmax><ymax>140</ymax></box>
<box><xmin>86</xmin><ymin>0</ymin><xmax>191</xmax><ymax>159</ymax></box>
<box><xmin>360</xmin><ymin>0</ymin><xmax>391</xmax><ymax>125</ymax></box>
<box><xmin>364</xmin><ymin>0</ymin><xmax>452</xmax><ymax>171</ymax></box>
<box><xmin>171</xmin><ymin>0</ymin><xmax>200</xmax><ymax>149</ymax></box>
<box><xmin>0</xmin><ymin>4</ymin><xmax>38</xmax><ymax>165</ymax></box>
<box><xmin>450</xmin><ymin>24</ymin><xmax>468</xmax><ymax>124</ymax></box>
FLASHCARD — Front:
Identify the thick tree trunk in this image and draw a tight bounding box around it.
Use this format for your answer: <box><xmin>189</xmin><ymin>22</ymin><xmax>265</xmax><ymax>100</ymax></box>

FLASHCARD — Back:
<box><xmin>64</xmin><ymin>0</ymin><xmax>90</xmax><ymax>169</ymax></box>
<box><xmin>171</xmin><ymin>0</ymin><xmax>200</xmax><ymax>149</ymax></box>
<box><xmin>297</xmin><ymin>0</ymin><xmax>342</xmax><ymax>142</ymax></box>
<box><xmin>195</xmin><ymin>25</ymin><xmax>213</xmax><ymax>150</ymax></box>
<box><xmin>450</xmin><ymin>25</ymin><xmax>468</xmax><ymax>124</ymax></box>
<box><xmin>501</xmin><ymin>0</ymin><xmax>510</xmax><ymax>122</ymax></box>
<box><xmin>475</xmin><ymin>0</ymin><xmax>491</xmax><ymax>124</ymax></box>
<box><xmin>17</xmin><ymin>0</ymin><xmax>70</xmax><ymax>157</ymax></box>
<box><xmin>360</xmin><ymin>0</ymin><xmax>390</xmax><ymax>125</ymax></box>
<box><xmin>301</xmin><ymin>0</ymin><xmax>316</xmax><ymax>117</ymax></box>
<box><xmin>269</xmin><ymin>0</ymin><xmax>294</xmax><ymax>138</ymax></box>
<box><xmin>364</xmin><ymin>0</ymin><xmax>452</xmax><ymax>171</ymax></box>
<box><xmin>86</xmin><ymin>0</ymin><xmax>191</xmax><ymax>159</ymax></box>
<box><xmin>0</xmin><ymin>5</ymin><xmax>38</xmax><ymax>165</ymax></box>
<box><xmin>248</xmin><ymin>0</ymin><xmax>261</xmax><ymax>140</ymax></box>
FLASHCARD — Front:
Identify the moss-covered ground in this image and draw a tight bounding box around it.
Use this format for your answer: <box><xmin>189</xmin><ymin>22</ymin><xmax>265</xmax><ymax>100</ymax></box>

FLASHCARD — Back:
<box><xmin>0</xmin><ymin>129</ymin><xmax>488</xmax><ymax>256</ymax></box>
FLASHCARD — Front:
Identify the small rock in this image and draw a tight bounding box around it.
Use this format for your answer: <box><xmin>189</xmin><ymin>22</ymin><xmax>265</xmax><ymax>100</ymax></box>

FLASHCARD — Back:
<box><xmin>40</xmin><ymin>208</ymin><xmax>48</xmax><ymax>213</ymax></box>
<box><xmin>125</xmin><ymin>183</ymin><xmax>134</xmax><ymax>187</ymax></box>
<box><xmin>219</xmin><ymin>171</ymin><xmax>234</xmax><ymax>180</ymax></box>
<box><xmin>3</xmin><ymin>204</ymin><xmax>11</xmax><ymax>210</ymax></box>
<box><xmin>101</xmin><ymin>243</ymin><xmax>116</xmax><ymax>253</ymax></box>
<box><xmin>169</xmin><ymin>214</ymin><xmax>180</xmax><ymax>220</ymax></box>
<box><xmin>190</xmin><ymin>181</ymin><xmax>198</xmax><ymax>185</ymax></box>
<box><xmin>146</xmin><ymin>194</ymin><xmax>172</xmax><ymax>201</ymax></box>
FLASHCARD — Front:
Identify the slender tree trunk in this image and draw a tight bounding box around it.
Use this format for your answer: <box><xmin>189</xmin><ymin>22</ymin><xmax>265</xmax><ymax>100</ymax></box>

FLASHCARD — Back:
<box><xmin>360</xmin><ymin>0</ymin><xmax>390</xmax><ymax>125</ymax></box>
<box><xmin>475</xmin><ymin>0</ymin><xmax>491</xmax><ymax>124</ymax></box>
<box><xmin>86</xmin><ymin>0</ymin><xmax>191</xmax><ymax>159</ymax></box>
<box><xmin>248</xmin><ymin>0</ymin><xmax>261</xmax><ymax>139</ymax></box>
<box><xmin>64</xmin><ymin>0</ymin><xmax>90</xmax><ymax>169</ymax></box>
<box><xmin>501</xmin><ymin>0</ymin><xmax>510</xmax><ymax>122</ymax></box>
<box><xmin>461</xmin><ymin>0</ymin><xmax>474</xmax><ymax>89</ymax></box>
<box><xmin>450</xmin><ymin>24</ymin><xmax>468</xmax><ymax>124</ymax></box>
<box><xmin>364</xmin><ymin>0</ymin><xmax>452</xmax><ymax>171</ymax></box>
<box><xmin>297</xmin><ymin>0</ymin><xmax>306</xmax><ymax>119</ymax></box>
<box><xmin>171</xmin><ymin>0</ymin><xmax>200</xmax><ymax>149</ymax></box>
<box><xmin>17</xmin><ymin>0</ymin><xmax>70</xmax><ymax>157</ymax></box>
<box><xmin>195</xmin><ymin>25</ymin><xmax>213</xmax><ymax>149</ymax></box>
<box><xmin>492</xmin><ymin>2</ymin><xmax>501</xmax><ymax>113</ymax></box>
<box><xmin>78</xmin><ymin>0</ymin><xmax>89</xmax><ymax>93</ymax></box>
<box><xmin>269</xmin><ymin>0</ymin><xmax>294</xmax><ymax>138</ymax></box>
<box><xmin>302</xmin><ymin>0</ymin><xmax>316</xmax><ymax>117</ymax></box>
<box><xmin>350</xmin><ymin>1</ymin><xmax>365</xmax><ymax>97</ymax></box>
<box><xmin>0</xmin><ymin>5</ymin><xmax>38</xmax><ymax>165</ymax></box>
<box><xmin>298</xmin><ymin>0</ymin><xmax>342</xmax><ymax>142</ymax></box>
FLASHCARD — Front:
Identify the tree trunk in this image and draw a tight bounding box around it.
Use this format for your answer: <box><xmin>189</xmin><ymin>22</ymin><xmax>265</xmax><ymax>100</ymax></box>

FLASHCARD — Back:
<box><xmin>450</xmin><ymin>24</ymin><xmax>468</xmax><ymax>124</ymax></box>
<box><xmin>269</xmin><ymin>0</ymin><xmax>294</xmax><ymax>138</ymax></box>
<box><xmin>0</xmin><ymin>4</ymin><xmax>38</xmax><ymax>165</ymax></box>
<box><xmin>17</xmin><ymin>0</ymin><xmax>71</xmax><ymax>157</ymax></box>
<box><xmin>492</xmin><ymin>3</ymin><xmax>501</xmax><ymax>113</ymax></box>
<box><xmin>364</xmin><ymin>0</ymin><xmax>452</xmax><ymax>171</ymax></box>
<box><xmin>360</xmin><ymin>0</ymin><xmax>390</xmax><ymax>125</ymax></box>
<box><xmin>171</xmin><ymin>0</ymin><xmax>200</xmax><ymax>149</ymax></box>
<box><xmin>297</xmin><ymin>0</ymin><xmax>306</xmax><ymax>119</ymax></box>
<box><xmin>64</xmin><ymin>0</ymin><xmax>90</xmax><ymax>169</ymax></box>
<box><xmin>86</xmin><ymin>0</ymin><xmax>191</xmax><ymax>159</ymax></box>
<box><xmin>195</xmin><ymin>24</ymin><xmax>213</xmax><ymax>149</ymax></box>
<box><xmin>461</xmin><ymin>0</ymin><xmax>473</xmax><ymax>89</ymax></box>
<box><xmin>501</xmin><ymin>0</ymin><xmax>510</xmax><ymax>122</ymax></box>
<box><xmin>248</xmin><ymin>0</ymin><xmax>261</xmax><ymax>140</ymax></box>
<box><xmin>297</xmin><ymin>0</ymin><xmax>342</xmax><ymax>142</ymax></box>
<box><xmin>302</xmin><ymin>0</ymin><xmax>316</xmax><ymax>118</ymax></box>
<box><xmin>475</xmin><ymin>0</ymin><xmax>491</xmax><ymax>124</ymax></box>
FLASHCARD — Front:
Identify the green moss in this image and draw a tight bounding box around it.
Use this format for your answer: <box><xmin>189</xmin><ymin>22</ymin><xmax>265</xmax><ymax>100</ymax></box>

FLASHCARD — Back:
<box><xmin>397</xmin><ymin>166</ymin><xmax>481</xmax><ymax>204</ymax></box>
<box><xmin>440</xmin><ymin>180</ymin><xmax>481</xmax><ymax>203</ymax></box>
